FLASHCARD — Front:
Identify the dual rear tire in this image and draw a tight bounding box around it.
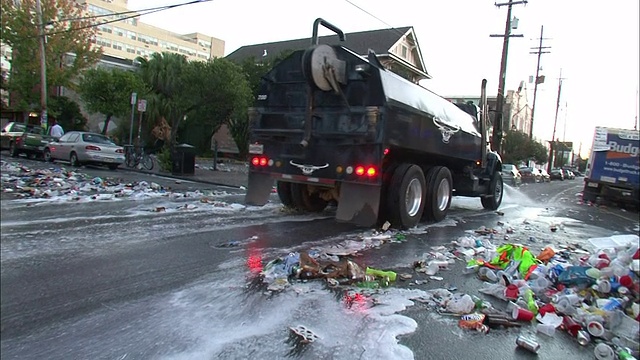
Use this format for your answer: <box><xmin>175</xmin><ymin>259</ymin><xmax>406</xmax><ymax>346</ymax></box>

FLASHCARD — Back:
<box><xmin>276</xmin><ymin>181</ymin><xmax>328</xmax><ymax>212</ymax></box>
<box><xmin>385</xmin><ymin>164</ymin><xmax>452</xmax><ymax>229</ymax></box>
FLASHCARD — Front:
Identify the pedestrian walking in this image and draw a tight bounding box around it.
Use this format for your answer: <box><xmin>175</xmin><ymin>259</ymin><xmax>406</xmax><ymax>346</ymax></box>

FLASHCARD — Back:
<box><xmin>50</xmin><ymin>120</ymin><xmax>64</xmax><ymax>139</ymax></box>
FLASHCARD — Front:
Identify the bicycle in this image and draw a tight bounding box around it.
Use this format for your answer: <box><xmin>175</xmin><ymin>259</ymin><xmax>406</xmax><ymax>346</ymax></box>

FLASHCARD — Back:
<box><xmin>124</xmin><ymin>145</ymin><xmax>154</xmax><ymax>170</ymax></box>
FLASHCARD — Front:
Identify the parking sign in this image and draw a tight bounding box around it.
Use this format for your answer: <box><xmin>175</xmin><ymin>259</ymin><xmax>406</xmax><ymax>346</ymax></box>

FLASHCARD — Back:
<box><xmin>137</xmin><ymin>99</ymin><xmax>147</xmax><ymax>112</ymax></box>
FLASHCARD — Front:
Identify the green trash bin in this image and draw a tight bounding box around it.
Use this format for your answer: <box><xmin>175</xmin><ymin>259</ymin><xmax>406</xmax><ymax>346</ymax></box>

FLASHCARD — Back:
<box><xmin>172</xmin><ymin>143</ymin><xmax>196</xmax><ymax>175</ymax></box>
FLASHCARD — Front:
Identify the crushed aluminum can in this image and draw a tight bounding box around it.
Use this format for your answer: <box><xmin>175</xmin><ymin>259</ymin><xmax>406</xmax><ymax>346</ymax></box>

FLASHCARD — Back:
<box><xmin>516</xmin><ymin>335</ymin><xmax>540</xmax><ymax>353</ymax></box>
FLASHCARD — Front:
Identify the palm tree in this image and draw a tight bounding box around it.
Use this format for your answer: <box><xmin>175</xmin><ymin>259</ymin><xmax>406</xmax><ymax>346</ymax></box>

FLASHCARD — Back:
<box><xmin>136</xmin><ymin>52</ymin><xmax>188</xmax><ymax>147</ymax></box>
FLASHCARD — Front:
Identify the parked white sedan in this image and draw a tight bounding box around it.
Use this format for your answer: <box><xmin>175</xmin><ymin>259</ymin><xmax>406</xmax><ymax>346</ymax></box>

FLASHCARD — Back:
<box><xmin>43</xmin><ymin>131</ymin><xmax>125</xmax><ymax>170</ymax></box>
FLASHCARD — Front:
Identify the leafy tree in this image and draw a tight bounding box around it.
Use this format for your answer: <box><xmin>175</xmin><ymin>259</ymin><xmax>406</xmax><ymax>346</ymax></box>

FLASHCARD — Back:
<box><xmin>228</xmin><ymin>50</ymin><xmax>293</xmax><ymax>156</ymax></box>
<box><xmin>136</xmin><ymin>52</ymin><xmax>188</xmax><ymax>147</ymax></box>
<box><xmin>77</xmin><ymin>67</ymin><xmax>146</xmax><ymax>135</ymax></box>
<box><xmin>180</xmin><ymin>57</ymin><xmax>252</xmax><ymax>154</ymax></box>
<box><xmin>502</xmin><ymin>129</ymin><xmax>548</xmax><ymax>164</ymax></box>
<box><xmin>48</xmin><ymin>95</ymin><xmax>87</xmax><ymax>131</ymax></box>
<box><xmin>0</xmin><ymin>0</ymin><xmax>101</xmax><ymax>114</ymax></box>
<box><xmin>238</xmin><ymin>50</ymin><xmax>294</xmax><ymax>97</ymax></box>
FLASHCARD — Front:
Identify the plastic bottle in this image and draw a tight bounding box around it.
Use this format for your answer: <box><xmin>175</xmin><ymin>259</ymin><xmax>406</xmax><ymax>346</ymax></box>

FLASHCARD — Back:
<box><xmin>365</xmin><ymin>267</ymin><xmax>397</xmax><ymax>282</ymax></box>
<box><xmin>523</xmin><ymin>289</ymin><xmax>539</xmax><ymax>315</ymax></box>
<box><xmin>601</xmin><ymin>298</ymin><xmax>624</xmax><ymax>311</ymax></box>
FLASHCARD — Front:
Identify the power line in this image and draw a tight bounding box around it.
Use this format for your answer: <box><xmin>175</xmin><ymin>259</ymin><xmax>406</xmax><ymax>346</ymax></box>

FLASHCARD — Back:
<box><xmin>342</xmin><ymin>0</ymin><xmax>407</xmax><ymax>37</ymax></box>
<box><xmin>22</xmin><ymin>0</ymin><xmax>212</xmax><ymax>40</ymax></box>
<box><xmin>56</xmin><ymin>3</ymin><xmax>194</xmax><ymax>23</ymax></box>
<box><xmin>528</xmin><ymin>25</ymin><xmax>551</xmax><ymax>139</ymax></box>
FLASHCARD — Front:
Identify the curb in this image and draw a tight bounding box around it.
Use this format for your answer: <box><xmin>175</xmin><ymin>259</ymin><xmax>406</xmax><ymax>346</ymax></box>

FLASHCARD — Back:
<box><xmin>122</xmin><ymin>167</ymin><xmax>246</xmax><ymax>189</ymax></box>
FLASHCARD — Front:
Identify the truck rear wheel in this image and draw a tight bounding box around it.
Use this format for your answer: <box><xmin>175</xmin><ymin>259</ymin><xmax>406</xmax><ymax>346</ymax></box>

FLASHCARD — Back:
<box><xmin>481</xmin><ymin>172</ymin><xmax>503</xmax><ymax>210</ymax></box>
<box><xmin>276</xmin><ymin>181</ymin><xmax>295</xmax><ymax>207</ymax></box>
<box><xmin>423</xmin><ymin>166</ymin><xmax>452</xmax><ymax>222</ymax></box>
<box><xmin>387</xmin><ymin>164</ymin><xmax>426</xmax><ymax>228</ymax></box>
<box><xmin>291</xmin><ymin>183</ymin><xmax>328</xmax><ymax>212</ymax></box>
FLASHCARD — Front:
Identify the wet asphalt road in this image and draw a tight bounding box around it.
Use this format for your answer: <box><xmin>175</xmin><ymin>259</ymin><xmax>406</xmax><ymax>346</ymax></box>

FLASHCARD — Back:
<box><xmin>1</xmin><ymin>154</ymin><xmax>638</xmax><ymax>360</ymax></box>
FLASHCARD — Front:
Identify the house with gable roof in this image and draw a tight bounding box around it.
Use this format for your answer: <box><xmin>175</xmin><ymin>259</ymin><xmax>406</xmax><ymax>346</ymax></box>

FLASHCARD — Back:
<box><xmin>226</xmin><ymin>26</ymin><xmax>430</xmax><ymax>84</ymax></box>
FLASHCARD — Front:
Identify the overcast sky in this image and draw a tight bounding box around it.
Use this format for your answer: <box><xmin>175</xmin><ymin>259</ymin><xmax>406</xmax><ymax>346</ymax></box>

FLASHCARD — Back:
<box><xmin>128</xmin><ymin>0</ymin><xmax>640</xmax><ymax>158</ymax></box>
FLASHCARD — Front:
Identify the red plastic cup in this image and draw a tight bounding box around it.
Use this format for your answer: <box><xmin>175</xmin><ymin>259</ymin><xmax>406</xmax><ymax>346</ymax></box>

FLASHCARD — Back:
<box><xmin>562</xmin><ymin>316</ymin><xmax>582</xmax><ymax>336</ymax></box>
<box><xmin>539</xmin><ymin>303</ymin><xmax>556</xmax><ymax>316</ymax></box>
<box><xmin>512</xmin><ymin>307</ymin><xmax>535</xmax><ymax>321</ymax></box>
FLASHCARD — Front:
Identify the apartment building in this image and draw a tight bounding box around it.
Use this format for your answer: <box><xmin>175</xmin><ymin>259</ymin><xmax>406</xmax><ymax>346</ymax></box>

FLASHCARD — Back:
<box><xmin>78</xmin><ymin>0</ymin><xmax>225</xmax><ymax>62</ymax></box>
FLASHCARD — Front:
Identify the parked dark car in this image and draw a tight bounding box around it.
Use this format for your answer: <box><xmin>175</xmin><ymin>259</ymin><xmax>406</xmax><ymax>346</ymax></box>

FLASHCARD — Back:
<box><xmin>519</xmin><ymin>167</ymin><xmax>541</xmax><ymax>183</ymax></box>
<box><xmin>0</xmin><ymin>122</ymin><xmax>54</xmax><ymax>158</ymax></box>
<box><xmin>550</xmin><ymin>168</ymin><xmax>565</xmax><ymax>181</ymax></box>
<box><xmin>502</xmin><ymin>164</ymin><xmax>522</xmax><ymax>186</ymax></box>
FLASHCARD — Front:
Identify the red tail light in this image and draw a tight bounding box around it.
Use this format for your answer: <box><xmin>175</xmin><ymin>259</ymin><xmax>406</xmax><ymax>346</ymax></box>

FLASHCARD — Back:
<box><xmin>251</xmin><ymin>156</ymin><xmax>269</xmax><ymax>166</ymax></box>
<box><xmin>353</xmin><ymin>165</ymin><xmax>377</xmax><ymax>177</ymax></box>
<box><xmin>116</xmin><ymin>148</ymin><xmax>124</xmax><ymax>153</ymax></box>
<box><xmin>85</xmin><ymin>145</ymin><xmax>101</xmax><ymax>151</ymax></box>
<box><xmin>383</xmin><ymin>148</ymin><xmax>390</xmax><ymax>155</ymax></box>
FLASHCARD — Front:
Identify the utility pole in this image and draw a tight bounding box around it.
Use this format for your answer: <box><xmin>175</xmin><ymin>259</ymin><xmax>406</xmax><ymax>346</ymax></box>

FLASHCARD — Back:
<box><xmin>35</xmin><ymin>0</ymin><xmax>48</xmax><ymax>131</ymax></box>
<box><xmin>560</xmin><ymin>101</ymin><xmax>568</xmax><ymax>166</ymax></box>
<box><xmin>490</xmin><ymin>0</ymin><xmax>527</xmax><ymax>154</ymax></box>
<box><xmin>529</xmin><ymin>25</ymin><xmax>551</xmax><ymax>139</ymax></box>
<box><xmin>547</xmin><ymin>69</ymin><xmax>565</xmax><ymax>174</ymax></box>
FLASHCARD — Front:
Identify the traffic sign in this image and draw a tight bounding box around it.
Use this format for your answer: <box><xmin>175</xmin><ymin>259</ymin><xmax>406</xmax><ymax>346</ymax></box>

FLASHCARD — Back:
<box><xmin>137</xmin><ymin>99</ymin><xmax>147</xmax><ymax>112</ymax></box>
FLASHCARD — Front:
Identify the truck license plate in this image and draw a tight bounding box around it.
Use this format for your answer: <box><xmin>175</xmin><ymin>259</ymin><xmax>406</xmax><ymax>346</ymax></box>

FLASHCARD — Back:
<box><xmin>587</xmin><ymin>182</ymin><xmax>598</xmax><ymax>188</ymax></box>
<box><xmin>249</xmin><ymin>144</ymin><xmax>264</xmax><ymax>154</ymax></box>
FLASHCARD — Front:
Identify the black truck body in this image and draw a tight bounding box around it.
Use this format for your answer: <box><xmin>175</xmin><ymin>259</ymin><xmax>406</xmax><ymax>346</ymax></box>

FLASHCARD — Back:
<box><xmin>245</xmin><ymin>19</ymin><xmax>503</xmax><ymax>228</ymax></box>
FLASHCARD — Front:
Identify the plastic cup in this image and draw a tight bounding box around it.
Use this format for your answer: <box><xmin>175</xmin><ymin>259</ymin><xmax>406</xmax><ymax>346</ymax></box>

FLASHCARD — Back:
<box><xmin>538</xmin><ymin>303</ymin><xmax>556</xmax><ymax>316</ymax></box>
<box><xmin>594</xmin><ymin>343</ymin><xmax>615</xmax><ymax>360</ymax></box>
<box><xmin>555</xmin><ymin>299</ymin><xmax>576</xmax><ymax>316</ymax></box>
<box><xmin>536</xmin><ymin>323</ymin><xmax>556</xmax><ymax>336</ymax></box>
<box><xmin>507</xmin><ymin>301</ymin><xmax>520</xmax><ymax>313</ymax></box>
<box><xmin>512</xmin><ymin>307</ymin><xmax>535</xmax><ymax>321</ymax></box>
<box><xmin>587</xmin><ymin>321</ymin><xmax>605</xmax><ymax>337</ymax></box>
<box><xmin>565</xmin><ymin>294</ymin><xmax>581</xmax><ymax>305</ymax></box>
<box><xmin>478</xmin><ymin>267</ymin><xmax>497</xmax><ymax>282</ymax></box>
<box><xmin>562</xmin><ymin>316</ymin><xmax>582</xmax><ymax>336</ymax></box>
<box><xmin>597</xmin><ymin>279</ymin><xmax>611</xmax><ymax>293</ymax></box>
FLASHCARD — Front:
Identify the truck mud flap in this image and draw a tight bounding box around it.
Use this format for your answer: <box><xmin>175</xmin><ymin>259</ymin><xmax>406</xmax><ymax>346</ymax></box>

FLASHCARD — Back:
<box><xmin>245</xmin><ymin>173</ymin><xmax>274</xmax><ymax>206</ymax></box>
<box><xmin>336</xmin><ymin>182</ymin><xmax>381</xmax><ymax>227</ymax></box>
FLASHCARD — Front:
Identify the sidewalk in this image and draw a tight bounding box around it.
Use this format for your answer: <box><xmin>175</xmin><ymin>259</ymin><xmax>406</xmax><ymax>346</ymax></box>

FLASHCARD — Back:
<box><xmin>129</xmin><ymin>157</ymin><xmax>249</xmax><ymax>189</ymax></box>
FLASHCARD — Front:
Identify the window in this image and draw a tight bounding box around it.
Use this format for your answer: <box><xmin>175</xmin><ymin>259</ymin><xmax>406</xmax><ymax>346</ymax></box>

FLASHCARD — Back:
<box><xmin>98</xmin><ymin>24</ymin><xmax>112</xmax><ymax>33</ymax></box>
<box><xmin>401</xmin><ymin>45</ymin><xmax>407</xmax><ymax>58</ymax></box>
<box><xmin>96</xmin><ymin>36</ymin><xmax>111</xmax><ymax>48</ymax></box>
<box><xmin>113</xmin><ymin>27</ymin><xmax>125</xmax><ymax>37</ymax></box>
<box><xmin>127</xmin><ymin>31</ymin><xmax>136</xmax><ymax>41</ymax></box>
<box><xmin>83</xmin><ymin>133</ymin><xmax>113</xmax><ymax>144</ymax></box>
<box><xmin>88</xmin><ymin>5</ymin><xmax>113</xmax><ymax>17</ymax></box>
<box><xmin>112</xmin><ymin>41</ymin><xmax>123</xmax><ymax>51</ymax></box>
<box><xmin>125</xmin><ymin>44</ymin><xmax>136</xmax><ymax>54</ymax></box>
